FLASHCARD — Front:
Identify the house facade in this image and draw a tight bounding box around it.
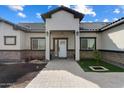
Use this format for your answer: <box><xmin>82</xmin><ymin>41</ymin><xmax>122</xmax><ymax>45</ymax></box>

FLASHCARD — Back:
<box><xmin>0</xmin><ymin>6</ymin><xmax>124</xmax><ymax>65</ymax></box>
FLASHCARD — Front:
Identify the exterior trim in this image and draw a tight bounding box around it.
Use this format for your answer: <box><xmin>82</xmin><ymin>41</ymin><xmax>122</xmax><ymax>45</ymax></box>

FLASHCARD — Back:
<box><xmin>1</xmin><ymin>49</ymin><xmax>123</xmax><ymax>53</ymax></box>
<box><xmin>30</xmin><ymin>37</ymin><xmax>45</xmax><ymax>50</ymax></box>
<box><xmin>80</xmin><ymin>31</ymin><xmax>99</xmax><ymax>33</ymax></box>
<box><xmin>80</xmin><ymin>50</ymin><xmax>95</xmax><ymax>51</ymax></box>
<box><xmin>4</xmin><ymin>36</ymin><xmax>16</xmax><ymax>45</ymax></box>
<box><xmin>80</xmin><ymin>37</ymin><xmax>96</xmax><ymax>50</ymax></box>
<box><xmin>100</xmin><ymin>17</ymin><xmax>124</xmax><ymax>31</ymax></box>
<box><xmin>50</xmin><ymin>30</ymin><xmax>75</xmax><ymax>32</ymax></box>
<box><xmin>0</xmin><ymin>50</ymin><xmax>45</xmax><ymax>51</ymax></box>
<box><xmin>99</xmin><ymin>49</ymin><xmax>124</xmax><ymax>53</ymax></box>
<box><xmin>68</xmin><ymin>49</ymin><xmax>75</xmax><ymax>51</ymax></box>
<box><xmin>0</xmin><ymin>18</ymin><xmax>29</xmax><ymax>32</ymax></box>
<box><xmin>101</xmin><ymin>22</ymin><xmax>124</xmax><ymax>31</ymax></box>
<box><xmin>25</xmin><ymin>31</ymin><xmax>45</xmax><ymax>33</ymax></box>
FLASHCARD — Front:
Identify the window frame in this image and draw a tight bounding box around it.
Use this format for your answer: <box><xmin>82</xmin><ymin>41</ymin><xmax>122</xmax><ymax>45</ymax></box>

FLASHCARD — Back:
<box><xmin>4</xmin><ymin>36</ymin><xmax>16</xmax><ymax>45</ymax></box>
<box><xmin>80</xmin><ymin>37</ymin><xmax>96</xmax><ymax>51</ymax></box>
<box><xmin>31</xmin><ymin>37</ymin><xmax>46</xmax><ymax>50</ymax></box>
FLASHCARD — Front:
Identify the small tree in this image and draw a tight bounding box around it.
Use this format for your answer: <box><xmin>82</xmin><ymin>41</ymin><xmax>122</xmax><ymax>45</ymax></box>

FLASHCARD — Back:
<box><xmin>93</xmin><ymin>50</ymin><xmax>101</xmax><ymax>65</ymax></box>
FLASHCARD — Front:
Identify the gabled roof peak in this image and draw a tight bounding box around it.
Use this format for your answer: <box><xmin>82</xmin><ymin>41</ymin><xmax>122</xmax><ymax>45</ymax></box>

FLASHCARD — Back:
<box><xmin>41</xmin><ymin>5</ymin><xmax>84</xmax><ymax>21</ymax></box>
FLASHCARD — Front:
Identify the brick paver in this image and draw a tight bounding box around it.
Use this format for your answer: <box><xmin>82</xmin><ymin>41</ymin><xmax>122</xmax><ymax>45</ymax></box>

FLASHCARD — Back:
<box><xmin>26</xmin><ymin>59</ymin><xmax>124</xmax><ymax>88</ymax></box>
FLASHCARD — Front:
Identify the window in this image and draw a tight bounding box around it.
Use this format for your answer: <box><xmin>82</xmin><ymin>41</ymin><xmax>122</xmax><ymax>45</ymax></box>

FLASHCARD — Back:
<box><xmin>80</xmin><ymin>37</ymin><xmax>96</xmax><ymax>50</ymax></box>
<box><xmin>31</xmin><ymin>38</ymin><xmax>45</xmax><ymax>50</ymax></box>
<box><xmin>4</xmin><ymin>36</ymin><xmax>16</xmax><ymax>45</ymax></box>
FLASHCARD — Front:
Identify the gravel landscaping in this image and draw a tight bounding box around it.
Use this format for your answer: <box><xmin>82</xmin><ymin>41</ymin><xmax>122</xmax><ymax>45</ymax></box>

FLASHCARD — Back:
<box><xmin>0</xmin><ymin>62</ymin><xmax>46</xmax><ymax>88</ymax></box>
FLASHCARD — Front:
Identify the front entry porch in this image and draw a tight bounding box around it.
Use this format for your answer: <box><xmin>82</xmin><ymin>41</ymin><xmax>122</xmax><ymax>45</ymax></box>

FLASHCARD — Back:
<box><xmin>45</xmin><ymin>31</ymin><xmax>80</xmax><ymax>61</ymax></box>
<box><xmin>52</xmin><ymin>38</ymin><xmax>68</xmax><ymax>59</ymax></box>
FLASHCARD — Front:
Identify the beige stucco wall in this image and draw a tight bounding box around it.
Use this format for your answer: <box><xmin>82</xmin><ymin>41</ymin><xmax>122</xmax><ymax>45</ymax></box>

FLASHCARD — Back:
<box><xmin>101</xmin><ymin>24</ymin><xmax>124</xmax><ymax>51</ymax></box>
<box><xmin>25</xmin><ymin>33</ymin><xmax>45</xmax><ymax>49</ymax></box>
<box><xmin>20</xmin><ymin>30</ymin><xmax>26</xmax><ymax>50</ymax></box>
<box><xmin>0</xmin><ymin>22</ymin><xmax>22</xmax><ymax>50</ymax></box>
<box><xmin>46</xmin><ymin>10</ymin><xmax>79</xmax><ymax>31</ymax></box>
<box><xmin>0</xmin><ymin>22</ymin><xmax>46</xmax><ymax>50</ymax></box>
<box><xmin>0</xmin><ymin>21</ymin><xmax>101</xmax><ymax>51</ymax></box>
<box><xmin>80</xmin><ymin>32</ymin><xmax>101</xmax><ymax>49</ymax></box>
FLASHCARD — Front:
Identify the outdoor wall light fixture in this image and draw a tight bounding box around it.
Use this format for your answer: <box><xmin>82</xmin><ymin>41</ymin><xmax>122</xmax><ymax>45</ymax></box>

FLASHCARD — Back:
<box><xmin>46</xmin><ymin>31</ymin><xmax>49</xmax><ymax>36</ymax></box>
<box><xmin>76</xmin><ymin>31</ymin><xmax>79</xmax><ymax>36</ymax></box>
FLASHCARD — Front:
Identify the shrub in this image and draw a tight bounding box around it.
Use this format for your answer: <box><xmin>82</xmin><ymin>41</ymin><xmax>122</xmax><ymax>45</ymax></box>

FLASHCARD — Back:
<box><xmin>93</xmin><ymin>50</ymin><xmax>101</xmax><ymax>65</ymax></box>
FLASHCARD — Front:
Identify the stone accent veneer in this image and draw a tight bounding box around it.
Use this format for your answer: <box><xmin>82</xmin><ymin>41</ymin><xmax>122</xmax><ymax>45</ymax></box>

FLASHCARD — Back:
<box><xmin>80</xmin><ymin>51</ymin><xmax>94</xmax><ymax>59</ymax></box>
<box><xmin>1</xmin><ymin>50</ymin><xmax>124</xmax><ymax>66</ymax></box>
<box><xmin>21</xmin><ymin>50</ymin><xmax>45</xmax><ymax>61</ymax></box>
<box><xmin>67</xmin><ymin>50</ymin><xmax>75</xmax><ymax>59</ymax></box>
<box><xmin>100</xmin><ymin>51</ymin><xmax>124</xmax><ymax>65</ymax></box>
<box><xmin>0</xmin><ymin>50</ymin><xmax>21</xmax><ymax>61</ymax></box>
<box><xmin>0</xmin><ymin>50</ymin><xmax>45</xmax><ymax>62</ymax></box>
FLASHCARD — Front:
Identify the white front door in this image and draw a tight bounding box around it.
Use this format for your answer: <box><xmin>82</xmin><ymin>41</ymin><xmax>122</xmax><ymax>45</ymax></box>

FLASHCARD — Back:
<box><xmin>58</xmin><ymin>39</ymin><xmax>67</xmax><ymax>58</ymax></box>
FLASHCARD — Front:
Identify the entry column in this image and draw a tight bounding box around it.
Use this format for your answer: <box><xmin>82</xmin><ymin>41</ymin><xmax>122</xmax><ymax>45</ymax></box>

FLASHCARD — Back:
<box><xmin>45</xmin><ymin>30</ymin><xmax>50</xmax><ymax>61</ymax></box>
<box><xmin>75</xmin><ymin>30</ymin><xmax>80</xmax><ymax>61</ymax></box>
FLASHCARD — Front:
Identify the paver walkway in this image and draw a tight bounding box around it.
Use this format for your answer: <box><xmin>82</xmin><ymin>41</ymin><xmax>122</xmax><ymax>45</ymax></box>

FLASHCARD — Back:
<box><xmin>26</xmin><ymin>59</ymin><xmax>124</xmax><ymax>88</ymax></box>
<box><xmin>26</xmin><ymin>59</ymin><xmax>99</xmax><ymax>88</ymax></box>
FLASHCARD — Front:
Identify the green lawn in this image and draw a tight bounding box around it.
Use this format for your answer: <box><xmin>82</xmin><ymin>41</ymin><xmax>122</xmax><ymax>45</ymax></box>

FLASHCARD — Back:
<box><xmin>78</xmin><ymin>59</ymin><xmax>124</xmax><ymax>72</ymax></box>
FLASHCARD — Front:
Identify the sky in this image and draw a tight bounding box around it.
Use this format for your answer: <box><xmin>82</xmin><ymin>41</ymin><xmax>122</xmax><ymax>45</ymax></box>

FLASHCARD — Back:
<box><xmin>0</xmin><ymin>5</ymin><xmax>124</xmax><ymax>23</ymax></box>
